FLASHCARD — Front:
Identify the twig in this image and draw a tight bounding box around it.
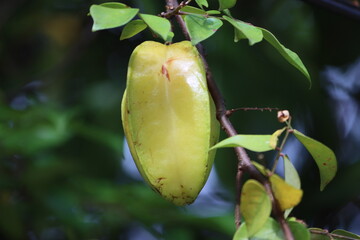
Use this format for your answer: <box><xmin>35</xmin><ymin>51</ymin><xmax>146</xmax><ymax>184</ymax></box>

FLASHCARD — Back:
<box><xmin>164</xmin><ymin>1</ymin><xmax>294</xmax><ymax>239</ymax></box>
<box><xmin>164</xmin><ymin>0</ymin><xmax>191</xmax><ymax>40</ymax></box>
<box><xmin>226</xmin><ymin>107</ymin><xmax>280</xmax><ymax>116</ymax></box>
<box><xmin>161</xmin><ymin>0</ymin><xmax>192</xmax><ymax>18</ymax></box>
<box><xmin>271</xmin><ymin>119</ymin><xmax>292</xmax><ymax>173</ymax></box>
<box><xmin>310</xmin><ymin>229</ymin><xmax>360</xmax><ymax>240</ymax></box>
<box><xmin>235</xmin><ymin>160</ymin><xmax>243</xmax><ymax>229</ymax></box>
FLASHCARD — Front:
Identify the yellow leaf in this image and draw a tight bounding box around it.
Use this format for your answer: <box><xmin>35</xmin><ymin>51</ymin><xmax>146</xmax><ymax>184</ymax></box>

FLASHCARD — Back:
<box><xmin>270</xmin><ymin>174</ymin><xmax>303</xmax><ymax>211</ymax></box>
<box><xmin>269</xmin><ymin>127</ymin><xmax>286</xmax><ymax>149</ymax></box>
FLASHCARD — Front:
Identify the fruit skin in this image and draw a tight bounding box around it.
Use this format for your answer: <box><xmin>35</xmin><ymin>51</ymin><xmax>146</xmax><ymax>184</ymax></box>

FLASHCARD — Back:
<box><xmin>121</xmin><ymin>41</ymin><xmax>219</xmax><ymax>206</ymax></box>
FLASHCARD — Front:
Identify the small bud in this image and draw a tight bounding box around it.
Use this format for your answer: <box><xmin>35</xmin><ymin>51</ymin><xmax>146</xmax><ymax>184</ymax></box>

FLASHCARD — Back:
<box><xmin>277</xmin><ymin>110</ymin><xmax>290</xmax><ymax>123</ymax></box>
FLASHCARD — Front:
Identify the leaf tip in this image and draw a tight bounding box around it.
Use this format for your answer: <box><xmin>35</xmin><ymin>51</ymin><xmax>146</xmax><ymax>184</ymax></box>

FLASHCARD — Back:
<box><xmin>208</xmin><ymin>146</ymin><xmax>216</xmax><ymax>151</ymax></box>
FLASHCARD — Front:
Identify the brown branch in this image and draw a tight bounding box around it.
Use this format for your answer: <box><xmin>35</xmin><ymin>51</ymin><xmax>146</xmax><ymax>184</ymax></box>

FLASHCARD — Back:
<box><xmin>165</xmin><ymin>0</ymin><xmax>191</xmax><ymax>41</ymax></box>
<box><xmin>164</xmin><ymin>1</ymin><xmax>294</xmax><ymax>239</ymax></box>
<box><xmin>203</xmin><ymin>49</ymin><xmax>294</xmax><ymax>238</ymax></box>
<box><xmin>235</xmin><ymin>160</ymin><xmax>243</xmax><ymax>229</ymax></box>
<box><xmin>226</xmin><ymin>107</ymin><xmax>280</xmax><ymax>116</ymax></box>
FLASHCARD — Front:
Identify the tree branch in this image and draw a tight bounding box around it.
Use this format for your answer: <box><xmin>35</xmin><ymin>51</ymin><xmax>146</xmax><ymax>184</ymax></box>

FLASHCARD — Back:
<box><xmin>226</xmin><ymin>107</ymin><xmax>279</xmax><ymax>117</ymax></box>
<box><xmin>202</xmin><ymin>49</ymin><xmax>294</xmax><ymax>238</ymax></box>
<box><xmin>164</xmin><ymin>0</ymin><xmax>191</xmax><ymax>40</ymax></box>
<box><xmin>161</xmin><ymin>0</ymin><xmax>192</xmax><ymax>18</ymax></box>
<box><xmin>164</xmin><ymin>1</ymin><xmax>294</xmax><ymax>239</ymax></box>
<box><xmin>235</xmin><ymin>160</ymin><xmax>243</xmax><ymax>229</ymax></box>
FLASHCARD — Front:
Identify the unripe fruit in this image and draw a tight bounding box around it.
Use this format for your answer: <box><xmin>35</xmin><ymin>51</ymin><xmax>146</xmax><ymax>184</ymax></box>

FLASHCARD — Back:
<box><xmin>121</xmin><ymin>41</ymin><xmax>219</xmax><ymax>205</ymax></box>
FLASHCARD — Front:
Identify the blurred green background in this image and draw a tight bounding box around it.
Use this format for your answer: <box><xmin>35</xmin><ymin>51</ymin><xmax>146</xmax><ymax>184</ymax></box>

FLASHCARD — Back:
<box><xmin>1</xmin><ymin>0</ymin><xmax>360</xmax><ymax>239</ymax></box>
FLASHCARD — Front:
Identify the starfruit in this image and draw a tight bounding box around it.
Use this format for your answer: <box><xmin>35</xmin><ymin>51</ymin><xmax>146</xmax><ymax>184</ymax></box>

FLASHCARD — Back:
<box><xmin>121</xmin><ymin>41</ymin><xmax>219</xmax><ymax>206</ymax></box>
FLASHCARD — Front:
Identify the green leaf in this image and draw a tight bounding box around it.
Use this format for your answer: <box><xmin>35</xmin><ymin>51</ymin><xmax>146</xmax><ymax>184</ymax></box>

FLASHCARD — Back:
<box><xmin>233</xmin><ymin>217</ymin><xmax>310</xmax><ymax>240</ymax></box>
<box><xmin>284</xmin><ymin>155</ymin><xmax>301</xmax><ymax>189</ymax></box>
<box><xmin>233</xmin><ymin>224</ymin><xmax>248</xmax><ymax>240</ymax></box>
<box><xmin>166</xmin><ymin>32</ymin><xmax>175</xmax><ymax>42</ymax></box>
<box><xmin>293</xmin><ymin>129</ymin><xmax>337</xmax><ymax>191</ymax></box>
<box><xmin>90</xmin><ymin>5</ymin><xmax>139</xmax><ymax>31</ymax></box>
<box><xmin>270</xmin><ymin>127</ymin><xmax>286</xmax><ymax>149</ymax></box>
<box><xmin>223</xmin><ymin>9</ymin><xmax>233</xmax><ymax>17</ymax></box>
<box><xmin>240</xmin><ymin>180</ymin><xmax>271</xmax><ymax>237</ymax></box>
<box><xmin>182</xmin><ymin>6</ymin><xmax>207</xmax><ymax>15</ymax></box>
<box><xmin>184</xmin><ymin>15</ymin><xmax>223</xmax><ymax>45</ymax></box>
<box><xmin>140</xmin><ymin>14</ymin><xmax>172</xmax><ymax>42</ymax></box>
<box><xmin>233</xmin><ymin>218</ymin><xmax>283</xmax><ymax>240</ymax></box>
<box><xmin>207</xmin><ymin>10</ymin><xmax>221</xmax><ymax>15</ymax></box>
<box><xmin>120</xmin><ymin>20</ymin><xmax>147</xmax><ymax>40</ymax></box>
<box><xmin>259</xmin><ymin>28</ymin><xmax>311</xmax><ymax>84</ymax></box>
<box><xmin>99</xmin><ymin>2</ymin><xmax>127</xmax><ymax>8</ymax></box>
<box><xmin>331</xmin><ymin>229</ymin><xmax>360</xmax><ymax>239</ymax></box>
<box><xmin>223</xmin><ymin>16</ymin><xmax>263</xmax><ymax>46</ymax></box>
<box><xmin>195</xmin><ymin>0</ymin><xmax>209</xmax><ymax>8</ymax></box>
<box><xmin>283</xmin><ymin>155</ymin><xmax>301</xmax><ymax>218</ymax></box>
<box><xmin>210</xmin><ymin>134</ymin><xmax>275</xmax><ymax>152</ymax></box>
<box><xmin>310</xmin><ymin>235</ymin><xmax>331</xmax><ymax>240</ymax></box>
<box><xmin>252</xmin><ymin>161</ymin><xmax>267</xmax><ymax>175</ymax></box>
<box><xmin>219</xmin><ymin>0</ymin><xmax>237</xmax><ymax>10</ymax></box>
<box><xmin>288</xmin><ymin>221</ymin><xmax>310</xmax><ymax>240</ymax></box>
<box><xmin>232</xmin><ymin>222</ymin><xmax>249</xmax><ymax>240</ymax></box>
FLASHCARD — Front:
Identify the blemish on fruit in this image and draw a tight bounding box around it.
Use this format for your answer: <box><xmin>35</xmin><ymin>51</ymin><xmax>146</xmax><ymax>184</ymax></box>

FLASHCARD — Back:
<box><xmin>161</xmin><ymin>64</ymin><xmax>170</xmax><ymax>81</ymax></box>
<box><xmin>170</xmin><ymin>194</ymin><xmax>179</xmax><ymax>200</ymax></box>
<box><xmin>157</xmin><ymin>177</ymin><xmax>166</xmax><ymax>183</ymax></box>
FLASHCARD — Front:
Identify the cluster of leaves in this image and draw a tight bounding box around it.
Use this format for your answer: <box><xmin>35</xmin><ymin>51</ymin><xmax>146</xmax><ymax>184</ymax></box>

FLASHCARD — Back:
<box><xmin>211</xmin><ymin>117</ymin><xmax>340</xmax><ymax>239</ymax></box>
<box><xmin>88</xmin><ymin>0</ymin><xmax>360</xmax><ymax>239</ymax></box>
<box><xmin>89</xmin><ymin>0</ymin><xmax>310</xmax><ymax>84</ymax></box>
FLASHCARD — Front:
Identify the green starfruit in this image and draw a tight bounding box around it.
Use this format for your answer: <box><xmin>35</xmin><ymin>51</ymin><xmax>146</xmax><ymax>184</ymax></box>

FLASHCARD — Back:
<box><xmin>122</xmin><ymin>41</ymin><xmax>219</xmax><ymax>205</ymax></box>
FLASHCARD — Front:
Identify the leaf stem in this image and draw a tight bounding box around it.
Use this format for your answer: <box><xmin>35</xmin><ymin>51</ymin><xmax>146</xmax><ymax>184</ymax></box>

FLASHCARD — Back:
<box><xmin>272</xmin><ymin>123</ymin><xmax>292</xmax><ymax>173</ymax></box>
<box><xmin>226</xmin><ymin>107</ymin><xmax>280</xmax><ymax>116</ymax></box>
